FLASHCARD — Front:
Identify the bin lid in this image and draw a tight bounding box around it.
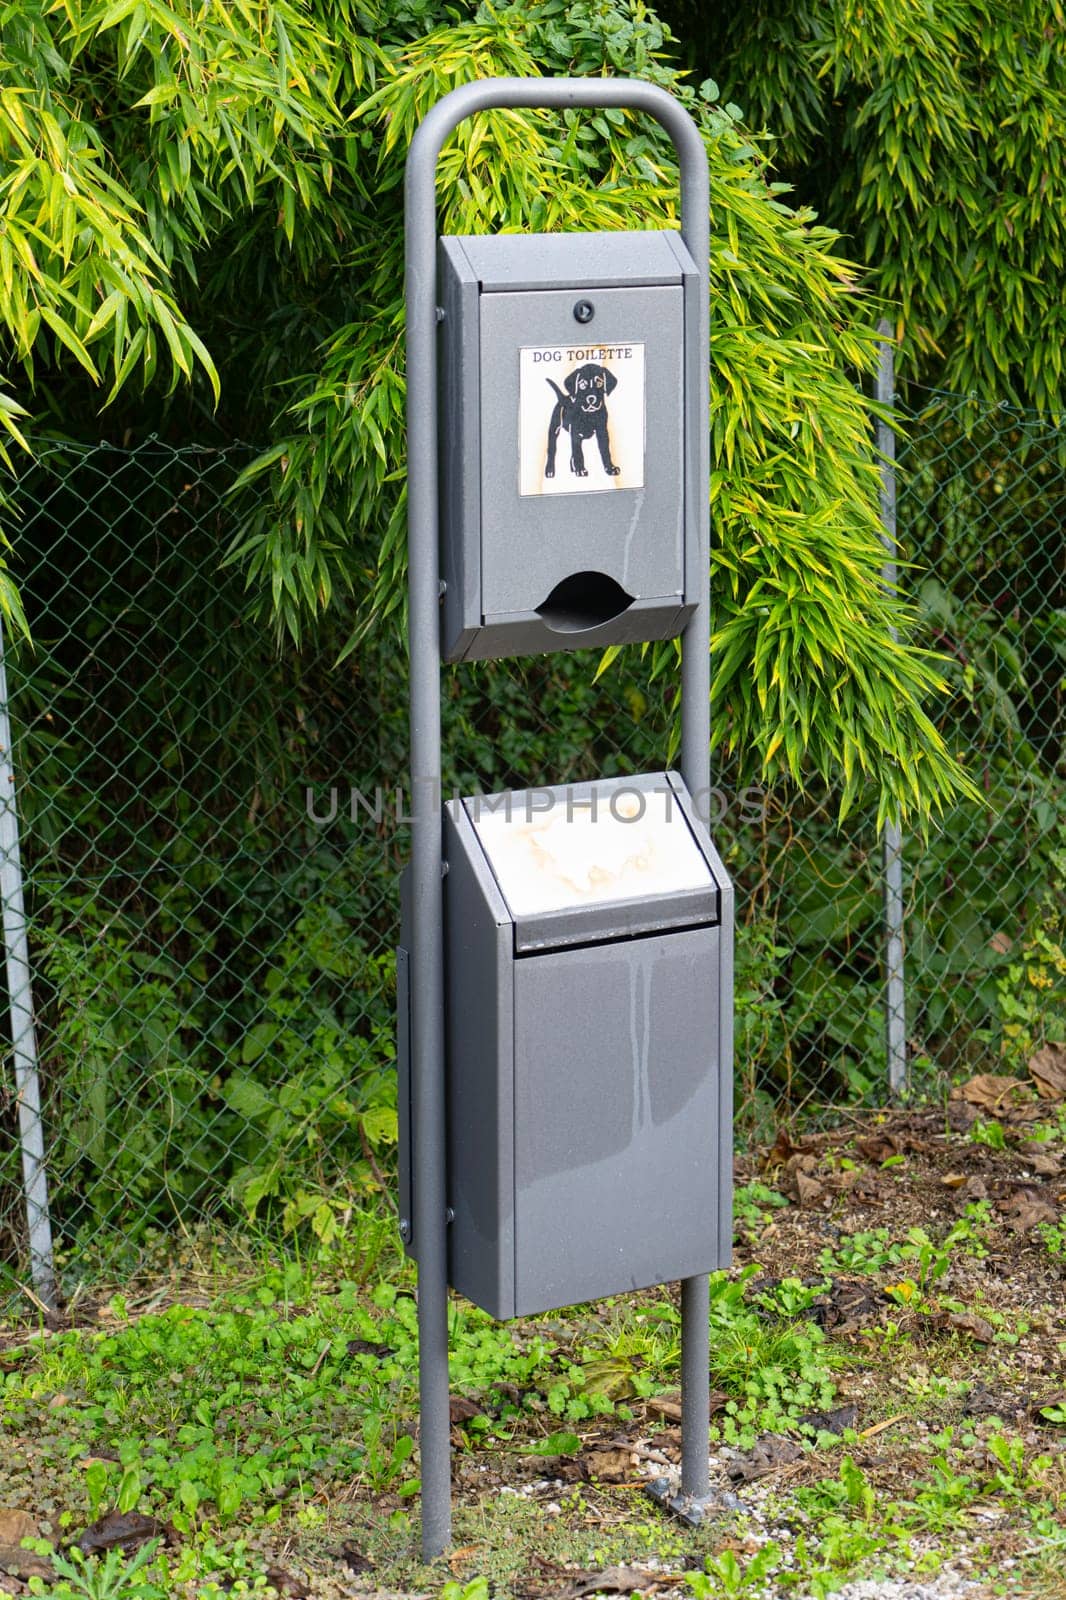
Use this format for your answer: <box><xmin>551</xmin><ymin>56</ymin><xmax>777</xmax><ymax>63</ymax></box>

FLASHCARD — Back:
<box><xmin>463</xmin><ymin>772</ymin><xmax>721</xmax><ymax>950</ymax></box>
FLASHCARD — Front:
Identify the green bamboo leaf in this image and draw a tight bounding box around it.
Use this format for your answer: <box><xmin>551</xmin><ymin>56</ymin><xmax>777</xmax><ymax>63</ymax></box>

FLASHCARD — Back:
<box><xmin>39</xmin><ymin>306</ymin><xmax>99</xmax><ymax>381</ymax></box>
<box><xmin>102</xmin><ymin>324</ymin><xmax>147</xmax><ymax>405</ymax></box>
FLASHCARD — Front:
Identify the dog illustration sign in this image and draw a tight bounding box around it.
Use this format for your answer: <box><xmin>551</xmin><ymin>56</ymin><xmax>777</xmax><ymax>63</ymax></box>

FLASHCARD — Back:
<box><xmin>519</xmin><ymin>343</ymin><xmax>646</xmax><ymax>497</ymax></box>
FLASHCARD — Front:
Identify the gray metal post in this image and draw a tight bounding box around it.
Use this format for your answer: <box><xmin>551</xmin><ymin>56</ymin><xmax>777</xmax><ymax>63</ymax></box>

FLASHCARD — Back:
<box><xmin>0</xmin><ymin>616</ymin><xmax>57</xmax><ymax>1312</ymax></box>
<box><xmin>876</xmin><ymin>322</ymin><xmax>907</xmax><ymax>1098</ymax></box>
<box><xmin>405</xmin><ymin>79</ymin><xmax>712</xmax><ymax>1558</ymax></box>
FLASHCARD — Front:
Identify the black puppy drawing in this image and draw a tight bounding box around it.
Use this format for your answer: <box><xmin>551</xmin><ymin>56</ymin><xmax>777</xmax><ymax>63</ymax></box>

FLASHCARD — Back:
<box><xmin>544</xmin><ymin>363</ymin><xmax>621</xmax><ymax>479</ymax></box>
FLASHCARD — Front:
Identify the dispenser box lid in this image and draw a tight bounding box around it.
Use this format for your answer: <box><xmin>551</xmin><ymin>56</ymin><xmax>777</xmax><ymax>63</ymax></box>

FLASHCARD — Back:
<box><xmin>460</xmin><ymin>771</ymin><xmax>723</xmax><ymax>952</ymax></box>
<box><xmin>447</xmin><ymin>230</ymin><xmax>691</xmax><ymax>293</ymax></box>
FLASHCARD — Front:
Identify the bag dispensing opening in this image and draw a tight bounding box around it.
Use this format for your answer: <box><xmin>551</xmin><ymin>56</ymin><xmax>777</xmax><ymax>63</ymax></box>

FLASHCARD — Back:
<box><xmin>535</xmin><ymin>571</ymin><xmax>635</xmax><ymax>634</ymax></box>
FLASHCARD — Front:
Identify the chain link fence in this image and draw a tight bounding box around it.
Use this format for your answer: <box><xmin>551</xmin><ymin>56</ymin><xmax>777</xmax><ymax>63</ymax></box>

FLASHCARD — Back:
<box><xmin>2</xmin><ymin>380</ymin><xmax>1064</xmax><ymax>1302</ymax></box>
<box><xmin>894</xmin><ymin>386</ymin><xmax>1065</xmax><ymax>1078</ymax></box>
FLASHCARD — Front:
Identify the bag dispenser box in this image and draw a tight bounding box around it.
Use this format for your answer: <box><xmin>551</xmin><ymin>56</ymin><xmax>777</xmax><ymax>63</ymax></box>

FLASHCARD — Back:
<box><xmin>398</xmin><ymin>772</ymin><xmax>733</xmax><ymax>1319</ymax></box>
<box><xmin>437</xmin><ymin>231</ymin><xmax>703</xmax><ymax>663</ymax></box>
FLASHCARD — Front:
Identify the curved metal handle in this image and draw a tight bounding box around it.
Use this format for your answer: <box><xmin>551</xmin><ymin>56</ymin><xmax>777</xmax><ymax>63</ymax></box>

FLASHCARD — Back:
<box><xmin>404</xmin><ymin>76</ymin><xmax>709</xmax><ymax>261</ymax></box>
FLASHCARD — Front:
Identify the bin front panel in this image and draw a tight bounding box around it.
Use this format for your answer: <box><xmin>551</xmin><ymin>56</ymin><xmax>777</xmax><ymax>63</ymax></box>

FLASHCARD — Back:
<box><xmin>512</xmin><ymin>925</ymin><xmax>721</xmax><ymax>1315</ymax></box>
<box><xmin>479</xmin><ymin>285</ymin><xmax>684</xmax><ymax>618</ymax></box>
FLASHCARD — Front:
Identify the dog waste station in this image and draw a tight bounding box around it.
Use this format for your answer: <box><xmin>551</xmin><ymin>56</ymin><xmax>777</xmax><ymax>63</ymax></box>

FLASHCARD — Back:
<box><xmin>400</xmin><ymin>78</ymin><xmax>734</xmax><ymax>1560</ymax></box>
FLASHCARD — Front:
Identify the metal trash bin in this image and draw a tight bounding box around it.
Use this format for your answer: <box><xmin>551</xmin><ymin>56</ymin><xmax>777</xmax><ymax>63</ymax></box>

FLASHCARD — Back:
<box><xmin>398</xmin><ymin>771</ymin><xmax>733</xmax><ymax>1318</ymax></box>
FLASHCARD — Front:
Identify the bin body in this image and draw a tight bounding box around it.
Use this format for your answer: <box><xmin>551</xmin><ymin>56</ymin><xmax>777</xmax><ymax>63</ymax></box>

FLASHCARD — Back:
<box><xmin>398</xmin><ymin>772</ymin><xmax>733</xmax><ymax>1319</ymax></box>
<box><xmin>438</xmin><ymin>231</ymin><xmax>702</xmax><ymax>662</ymax></box>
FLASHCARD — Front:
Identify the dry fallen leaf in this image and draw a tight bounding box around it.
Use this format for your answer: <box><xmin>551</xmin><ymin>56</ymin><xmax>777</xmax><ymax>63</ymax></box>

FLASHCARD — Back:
<box><xmin>646</xmin><ymin>1390</ymin><xmax>729</xmax><ymax>1424</ymax></box>
<box><xmin>797</xmin><ymin>1402</ymin><xmax>858</xmax><ymax>1436</ymax></box>
<box><xmin>336</xmin><ymin>1540</ymin><xmax>372</xmax><ymax>1576</ymax></box>
<box><xmin>716</xmin><ymin>1536</ymin><xmax>766</xmax><ymax>1558</ymax></box>
<box><xmin>582</xmin><ymin>1446</ymin><xmax>635</xmax><ymax>1483</ymax></box>
<box><xmin>448</xmin><ymin>1396</ymin><xmax>483</xmax><ymax>1425</ymax></box>
<box><xmin>961</xmin><ymin>1381</ymin><xmax>1021</xmax><ymax>1420</ymax></box>
<box><xmin>850</xmin><ymin>1173</ymin><xmax>889</xmax><ymax>1206</ymax></box>
<box><xmin>264</xmin><ymin>1569</ymin><xmax>309</xmax><ymax>1598</ymax></box>
<box><xmin>566</xmin><ymin>1565</ymin><xmax>669</xmax><ymax>1596</ymax></box>
<box><xmin>447</xmin><ymin>1544</ymin><xmax>483</xmax><ymax>1575</ymax></box>
<box><xmin>764</xmin><ymin>1129</ymin><xmax>803</xmax><ymax>1168</ymax></box>
<box><xmin>794</xmin><ymin>1170</ymin><xmax>825</xmax><ymax>1207</ymax></box>
<box><xmin>0</xmin><ymin>1513</ymin><xmax>36</xmax><ymax>1547</ymax></box>
<box><xmin>75</xmin><ymin>1511</ymin><xmax>171</xmax><ymax>1556</ymax></box>
<box><xmin>725</xmin><ymin>1434</ymin><xmax>805</xmax><ymax>1482</ymax></box>
<box><xmin>1020</xmin><ymin>1141</ymin><xmax>1062</xmax><ymax>1177</ymax></box>
<box><xmin>1000</xmin><ymin>1185</ymin><xmax>1058</xmax><ymax>1231</ymax></box>
<box><xmin>857</xmin><ymin>1133</ymin><xmax>901</xmax><ymax>1164</ymax></box>
<box><xmin>813</xmin><ymin>1278</ymin><xmax>883</xmax><ymax>1334</ymax></box>
<box><xmin>1029</xmin><ymin>1043</ymin><xmax>1066</xmax><ymax>1102</ymax></box>
<box><xmin>345</xmin><ymin>1337</ymin><xmax>394</xmax><ymax>1359</ymax></box>
<box><xmin>0</xmin><ymin>1547</ymin><xmax>53</xmax><ymax>1584</ymax></box>
<box><xmin>0</xmin><ymin>1514</ymin><xmax>51</xmax><ymax>1588</ymax></box>
<box><xmin>941</xmin><ymin>1311</ymin><xmax>995</xmax><ymax>1343</ymax></box>
<box><xmin>951</xmin><ymin>1074</ymin><xmax>1032</xmax><ymax>1113</ymax></box>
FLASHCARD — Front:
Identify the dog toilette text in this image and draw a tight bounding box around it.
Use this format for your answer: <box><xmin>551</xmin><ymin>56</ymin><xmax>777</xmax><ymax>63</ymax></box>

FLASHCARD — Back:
<box><xmin>518</xmin><ymin>342</ymin><xmax>646</xmax><ymax>497</ymax></box>
<box><xmin>530</xmin><ymin>346</ymin><xmax>636</xmax><ymax>363</ymax></box>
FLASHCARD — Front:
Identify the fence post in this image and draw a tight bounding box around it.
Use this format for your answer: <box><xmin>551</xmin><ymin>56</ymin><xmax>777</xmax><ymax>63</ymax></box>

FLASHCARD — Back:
<box><xmin>876</xmin><ymin>322</ymin><xmax>908</xmax><ymax>1099</ymax></box>
<box><xmin>0</xmin><ymin>615</ymin><xmax>56</xmax><ymax>1310</ymax></box>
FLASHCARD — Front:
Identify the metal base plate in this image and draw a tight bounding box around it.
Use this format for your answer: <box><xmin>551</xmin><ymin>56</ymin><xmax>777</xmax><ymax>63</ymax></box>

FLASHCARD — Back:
<box><xmin>645</xmin><ymin>1476</ymin><xmax>742</xmax><ymax>1528</ymax></box>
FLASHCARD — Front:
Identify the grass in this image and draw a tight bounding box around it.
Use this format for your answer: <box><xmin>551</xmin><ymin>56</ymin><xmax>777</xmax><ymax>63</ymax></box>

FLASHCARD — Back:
<box><xmin>1</xmin><ymin>1102</ymin><xmax>1064</xmax><ymax>1599</ymax></box>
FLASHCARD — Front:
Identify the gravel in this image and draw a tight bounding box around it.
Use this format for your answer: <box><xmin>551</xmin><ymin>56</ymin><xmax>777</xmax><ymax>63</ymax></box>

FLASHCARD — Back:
<box><xmin>793</xmin><ymin>1580</ymin><xmax>987</xmax><ymax>1600</ymax></box>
